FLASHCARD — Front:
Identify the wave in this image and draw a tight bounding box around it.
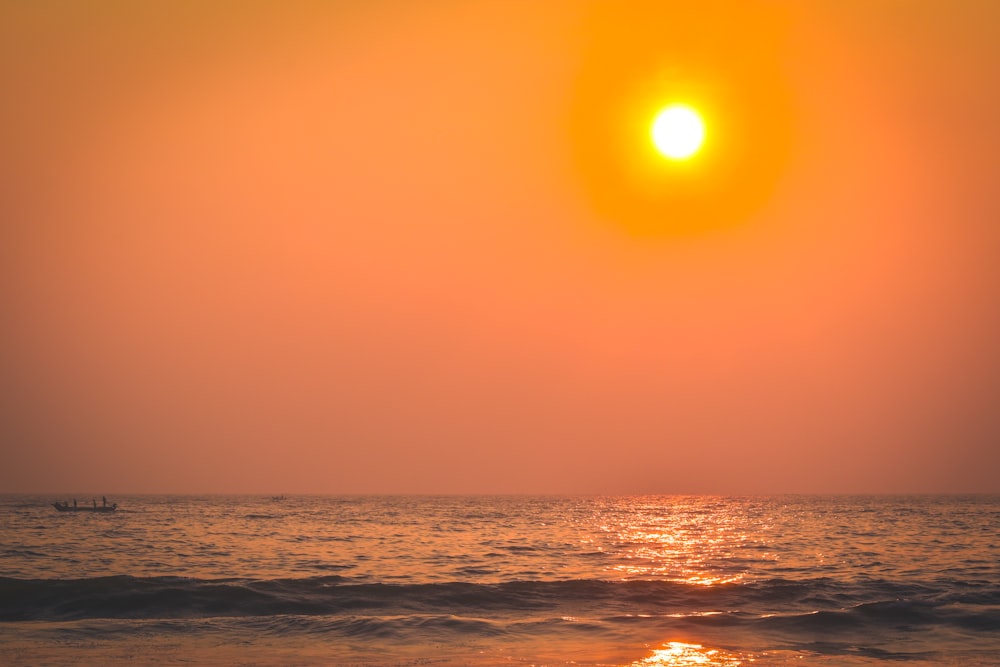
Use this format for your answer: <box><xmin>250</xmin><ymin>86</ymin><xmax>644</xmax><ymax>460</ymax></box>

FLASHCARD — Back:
<box><xmin>2</xmin><ymin>575</ymin><xmax>998</xmax><ymax>634</ymax></box>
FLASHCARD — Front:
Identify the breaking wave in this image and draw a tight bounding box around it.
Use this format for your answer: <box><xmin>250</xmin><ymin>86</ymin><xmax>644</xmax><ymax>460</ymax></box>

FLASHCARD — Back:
<box><xmin>3</xmin><ymin>574</ymin><xmax>998</xmax><ymax>639</ymax></box>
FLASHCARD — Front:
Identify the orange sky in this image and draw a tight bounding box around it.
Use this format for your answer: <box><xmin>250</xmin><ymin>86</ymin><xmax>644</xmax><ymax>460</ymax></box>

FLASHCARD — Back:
<box><xmin>2</xmin><ymin>1</ymin><xmax>998</xmax><ymax>494</ymax></box>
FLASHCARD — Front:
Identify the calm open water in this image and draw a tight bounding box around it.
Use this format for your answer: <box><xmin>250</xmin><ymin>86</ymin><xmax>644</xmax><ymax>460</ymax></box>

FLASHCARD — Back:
<box><xmin>1</xmin><ymin>495</ymin><xmax>998</xmax><ymax>666</ymax></box>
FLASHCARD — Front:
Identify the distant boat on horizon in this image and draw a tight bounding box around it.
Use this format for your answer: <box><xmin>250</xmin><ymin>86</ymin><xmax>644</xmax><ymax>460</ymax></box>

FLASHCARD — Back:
<box><xmin>52</xmin><ymin>500</ymin><xmax>117</xmax><ymax>513</ymax></box>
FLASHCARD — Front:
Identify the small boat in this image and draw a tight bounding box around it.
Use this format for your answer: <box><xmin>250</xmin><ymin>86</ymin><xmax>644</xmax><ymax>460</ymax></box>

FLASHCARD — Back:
<box><xmin>52</xmin><ymin>501</ymin><xmax>117</xmax><ymax>513</ymax></box>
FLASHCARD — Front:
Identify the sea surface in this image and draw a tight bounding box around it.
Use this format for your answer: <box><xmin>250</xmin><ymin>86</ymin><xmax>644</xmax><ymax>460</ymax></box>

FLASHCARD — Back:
<box><xmin>1</xmin><ymin>495</ymin><xmax>998</xmax><ymax>666</ymax></box>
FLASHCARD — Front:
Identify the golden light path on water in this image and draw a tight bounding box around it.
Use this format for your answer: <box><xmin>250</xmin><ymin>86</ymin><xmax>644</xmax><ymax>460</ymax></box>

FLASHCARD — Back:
<box><xmin>593</xmin><ymin>498</ymin><xmax>772</xmax><ymax>586</ymax></box>
<box><xmin>597</xmin><ymin>502</ymin><xmax>766</xmax><ymax>666</ymax></box>
<box><xmin>600</xmin><ymin>503</ymin><xmax>760</xmax><ymax>666</ymax></box>
<box><xmin>630</xmin><ymin>642</ymin><xmax>746</xmax><ymax>667</ymax></box>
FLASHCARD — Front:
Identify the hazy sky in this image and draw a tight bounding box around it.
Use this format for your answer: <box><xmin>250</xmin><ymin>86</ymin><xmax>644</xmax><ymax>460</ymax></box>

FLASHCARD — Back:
<box><xmin>2</xmin><ymin>1</ymin><xmax>998</xmax><ymax>494</ymax></box>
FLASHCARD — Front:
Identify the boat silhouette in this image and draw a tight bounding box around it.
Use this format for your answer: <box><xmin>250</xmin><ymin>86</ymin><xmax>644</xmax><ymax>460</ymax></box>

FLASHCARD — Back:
<box><xmin>52</xmin><ymin>500</ymin><xmax>117</xmax><ymax>513</ymax></box>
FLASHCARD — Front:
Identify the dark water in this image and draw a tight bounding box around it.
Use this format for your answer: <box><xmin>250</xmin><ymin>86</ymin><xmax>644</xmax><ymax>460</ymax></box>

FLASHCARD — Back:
<box><xmin>1</xmin><ymin>495</ymin><xmax>998</xmax><ymax>665</ymax></box>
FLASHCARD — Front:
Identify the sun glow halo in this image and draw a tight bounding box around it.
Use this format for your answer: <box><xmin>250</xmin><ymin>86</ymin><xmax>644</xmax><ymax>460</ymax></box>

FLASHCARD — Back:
<box><xmin>651</xmin><ymin>104</ymin><xmax>705</xmax><ymax>160</ymax></box>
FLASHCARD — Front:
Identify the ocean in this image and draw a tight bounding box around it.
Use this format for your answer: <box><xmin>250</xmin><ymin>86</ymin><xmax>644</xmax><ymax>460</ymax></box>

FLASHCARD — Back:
<box><xmin>1</xmin><ymin>495</ymin><xmax>998</xmax><ymax>666</ymax></box>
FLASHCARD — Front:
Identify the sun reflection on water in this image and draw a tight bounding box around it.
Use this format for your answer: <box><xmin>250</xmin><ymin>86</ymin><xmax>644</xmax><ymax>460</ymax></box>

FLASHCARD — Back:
<box><xmin>630</xmin><ymin>642</ymin><xmax>746</xmax><ymax>667</ymax></box>
<box><xmin>600</xmin><ymin>497</ymin><xmax>776</xmax><ymax>585</ymax></box>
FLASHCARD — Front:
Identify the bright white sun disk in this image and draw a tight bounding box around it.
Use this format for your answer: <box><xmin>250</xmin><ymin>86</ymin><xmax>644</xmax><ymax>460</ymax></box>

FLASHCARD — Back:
<box><xmin>651</xmin><ymin>105</ymin><xmax>705</xmax><ymax>160</ymax></box>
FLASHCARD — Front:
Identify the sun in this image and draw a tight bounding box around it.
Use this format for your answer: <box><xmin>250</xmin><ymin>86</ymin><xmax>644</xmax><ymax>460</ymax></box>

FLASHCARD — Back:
<box><xmin>651</xmin><ymin>104</ymin><xmax>705</xmax><ymax>160</ymax></box>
